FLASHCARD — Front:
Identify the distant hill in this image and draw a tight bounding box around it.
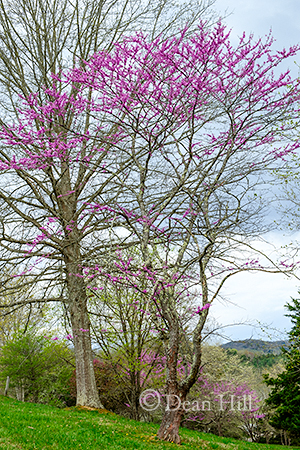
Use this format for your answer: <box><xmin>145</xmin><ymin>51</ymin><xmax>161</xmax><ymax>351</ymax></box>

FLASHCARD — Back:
<box><xmin>221</xmin><ymin>339</ymin><xmax>289</xmax><ymax>354</ymax></box>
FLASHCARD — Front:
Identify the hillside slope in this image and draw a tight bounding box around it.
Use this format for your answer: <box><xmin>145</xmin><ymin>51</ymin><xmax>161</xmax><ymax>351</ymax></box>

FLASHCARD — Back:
<box><xmin>221</xmin><ymin>339</ymin><xmax>288</xmax><ymax>354</ymax></box>
<box><xmin>0</xmin><ymin>396</ymin><xmax>299</xmax><ymax>449</ymax></box>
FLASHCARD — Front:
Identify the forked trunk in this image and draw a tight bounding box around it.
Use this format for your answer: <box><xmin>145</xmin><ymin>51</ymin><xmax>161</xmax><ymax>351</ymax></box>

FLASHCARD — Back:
<box><xmin>157</xmin><ymin>293</ymin><xmax>206</xmax><ymax>443</ymax></box>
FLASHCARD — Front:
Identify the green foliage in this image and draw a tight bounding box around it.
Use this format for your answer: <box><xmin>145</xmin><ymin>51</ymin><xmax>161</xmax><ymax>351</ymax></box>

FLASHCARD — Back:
<box><xmin>238</xmin><ymin>352</ymin><xmax>285</xmax><ymax>369</ymax></box>
<box><xmin>251</xmin><ymin>354</ymin><xmax>284</xmax><ymax>369</ymax></box>
<box><xmin>89</xmin><ymin>272</ymin><xmax>163</xmax><ymax>420</ymax></box>
<box><xmin>264</xmin><ymin>296</ymin><xmax>300</xmax><ymax>442</ymax></box>
<box><xmin>186</xmin><ymin>346</ymin><xmax>262</xmax><ymax>440</ymax></box>
<box><xmin>0</xmin><ymin>330</ymin><xmax>74</xmax><ymax>406</ymax></box>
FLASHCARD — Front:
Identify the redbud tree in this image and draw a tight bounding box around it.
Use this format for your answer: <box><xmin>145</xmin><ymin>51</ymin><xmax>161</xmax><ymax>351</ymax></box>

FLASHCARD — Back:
<box><xmin>0</xmin><ymin>21</ymin><xmax>299</xmax><ymax>441</ymax></box>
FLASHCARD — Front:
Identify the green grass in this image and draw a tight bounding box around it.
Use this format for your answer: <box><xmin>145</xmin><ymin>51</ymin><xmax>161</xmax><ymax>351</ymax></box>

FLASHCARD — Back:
<box><xmin>0</xmin><ymin>396</ymin><xmax>298</xmax><ymax>450</ymax></box>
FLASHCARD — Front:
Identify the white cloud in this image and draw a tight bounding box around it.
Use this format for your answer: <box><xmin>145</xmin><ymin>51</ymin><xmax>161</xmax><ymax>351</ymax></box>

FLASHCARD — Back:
<box><xmin>206</xmin><ymin>0</ymin><xmax>300</xmax><ymax>341</ymax></box>
<box><xmin>210</xmin><ymin>231</ymin><xmax>300</xmax><ymax>340</ymax></box>
<box><xmin>214</xmin><ymin>0</ymin><xmax>300</xmax><ymax>77</ymax></box>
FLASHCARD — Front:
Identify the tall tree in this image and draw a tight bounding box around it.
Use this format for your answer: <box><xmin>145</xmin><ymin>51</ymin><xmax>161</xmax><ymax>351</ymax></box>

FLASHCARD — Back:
<box><xmin>265</xmin><ymin>297</ymin><xmax>300</xmax><ymax>443</ymax></box>
<box><xmin>0</xmin><ymin>0</ymin><xmax>216</xmax><ymax>408</ymax></box>
<box><xmin>1</xmin><ymin>22</ymin><xmax>299</xmax><ymax>442</ymax></box>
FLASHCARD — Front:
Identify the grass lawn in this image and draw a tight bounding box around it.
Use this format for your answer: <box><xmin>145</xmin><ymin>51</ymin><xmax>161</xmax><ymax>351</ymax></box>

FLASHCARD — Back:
<box><xmin>0</xmin><ymin>395</ymin><xmax>298</xmax><ymax>450</ymax></box>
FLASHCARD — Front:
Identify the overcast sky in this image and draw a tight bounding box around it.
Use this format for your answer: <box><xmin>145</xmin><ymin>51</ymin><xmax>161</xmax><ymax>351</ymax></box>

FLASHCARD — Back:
<box><xmin>215</xmin><ymin>0</ymin><xmax>300</xmax><ymax>53</ymax></box>
<box><xmin>206</xmin><ymin>0</ymin><xmax>300</xmax><ymax>342</ymax></box>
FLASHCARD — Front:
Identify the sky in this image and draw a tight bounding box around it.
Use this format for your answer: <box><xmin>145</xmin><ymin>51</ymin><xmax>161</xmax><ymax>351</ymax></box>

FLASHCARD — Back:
<box><xmin>206</xmin><ymin>0</ymin><xmax>300</xmax><ymax>342</ymax></box>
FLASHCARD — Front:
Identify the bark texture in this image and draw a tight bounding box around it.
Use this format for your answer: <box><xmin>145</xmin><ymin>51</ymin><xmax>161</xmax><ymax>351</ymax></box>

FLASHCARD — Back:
<box><xmin>157</xmin><ymin>393</ymin><xmax>185</xmax><ymax>444</ymax></box>
<box><xmin>63</xmin><ymin>212</ymin><xmax>103</xmax><ymax>408</ymax></box>
<box><xmin>156</xmin><ymin>322</ymin><xmax>186</xmax><ymax>444</ymax></box>
<box><xmin>71</xmin><ymin>300</ymin><xmax>103</xmax><ymax>408</ymax></box>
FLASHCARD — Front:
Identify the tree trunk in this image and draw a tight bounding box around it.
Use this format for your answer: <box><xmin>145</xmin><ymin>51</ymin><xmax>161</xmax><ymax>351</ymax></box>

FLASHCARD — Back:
<box><xmin>62</xmin><ymin>193</ymin><xmax>104</xmax><ymax>409</ymax></box>
<box><xmin>156</xmin><ymin>300</ymin><xmax>204</xmax><ymax>444</ymax></box>
<box><xmin>15</xmin><ymin>382</ymin><xmax>24</xmax><ymax>402</ymax></box>
<box><xmin>157</xmin><ymin>393</ymin><xmax>184</xmax><ymax>444</ymax></box>
<box><xmin>217</xmin><ymin>420</ymin><xmax>223</xmax><ymax>437</ymax></box>
<box><xmin>130</xmin><ymin>373</ymin><xmax>140</xmax><ymax>421</ymax></box>
<box><xmin>157</xmin><ymin>322</ymin><xmax>185</xmax><ymax>444</ymax></box>
<box><xmin>70</xmin><ymin>297</ymin><xmax>103</xmax><ymax>408</ymax></box>
<box><xmin>4</xmin><ymin>376</ymin><xmax>9</xmax><ymax>396</ymax></box>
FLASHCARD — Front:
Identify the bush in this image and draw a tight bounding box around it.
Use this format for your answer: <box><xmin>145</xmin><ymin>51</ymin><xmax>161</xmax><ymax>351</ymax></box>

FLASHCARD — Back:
<box><xmin>0</xmin><ymin>329</ymin><xmax>75</xmax><ymax>407</ymax></box>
